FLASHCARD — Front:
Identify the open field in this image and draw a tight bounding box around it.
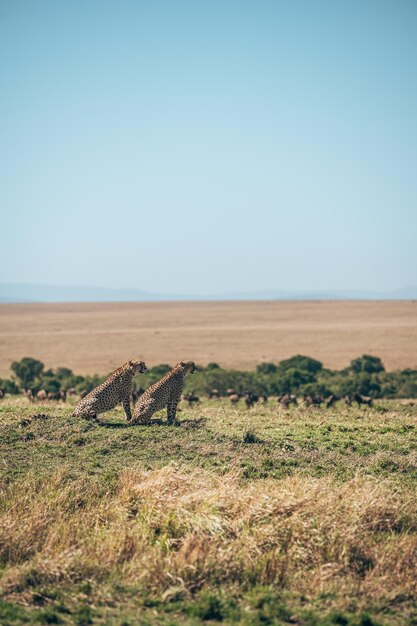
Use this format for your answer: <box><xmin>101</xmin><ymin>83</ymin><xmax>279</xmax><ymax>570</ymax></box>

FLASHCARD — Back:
<box><xmin>1</xmin><ymin>300</ymin><xmax>417</xmax><ymax>377</ymax></box>
<box><xmin>1</xmin><ymin>396</ymin><xmax>417</xmax><ymax>625</ymax></box>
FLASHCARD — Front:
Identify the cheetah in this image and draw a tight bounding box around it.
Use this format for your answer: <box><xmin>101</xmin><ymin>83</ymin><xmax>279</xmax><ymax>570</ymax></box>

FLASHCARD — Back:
<box><xmin>129</xmin><ymin>360</ymin><xmax>196</xmax><ymax>425</ymax></box>
<box><xmin>72</xmin><ymin>359</ymin><xmax>147</xmax><ymax>421</ymax></box>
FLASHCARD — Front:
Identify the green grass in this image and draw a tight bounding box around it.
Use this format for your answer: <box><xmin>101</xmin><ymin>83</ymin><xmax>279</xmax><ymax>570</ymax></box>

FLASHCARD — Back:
<box><xmin>1</xmin><ymin>398</ymin><xmax>417</xmax><ymax>487</ymax></box>
<box><xmin>1</xmin><ymin>397</ymin><xmax>417</xmax><ymax>625</ymax></box>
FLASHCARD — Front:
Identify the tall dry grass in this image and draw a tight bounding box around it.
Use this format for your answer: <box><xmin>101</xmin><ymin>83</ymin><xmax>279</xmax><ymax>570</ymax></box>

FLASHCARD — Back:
<box><xmin>1</xmin><ymin>464</ymin><xmax>416</xmax><ymax>608</ymax></box>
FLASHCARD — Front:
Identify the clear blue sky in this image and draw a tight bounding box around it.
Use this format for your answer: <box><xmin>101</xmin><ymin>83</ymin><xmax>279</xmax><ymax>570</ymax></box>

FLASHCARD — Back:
<box><xmin>1</xmin><ymin>0</ymin><xmax>416</xmax><ymax>295</ymax></box>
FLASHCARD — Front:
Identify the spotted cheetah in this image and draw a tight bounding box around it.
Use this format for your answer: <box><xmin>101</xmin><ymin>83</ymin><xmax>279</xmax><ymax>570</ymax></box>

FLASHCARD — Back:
<box><xmin>129</xmin><ymin>360</ymin><xmax>196</xmax><ymax>425</ymax></box>
<box><xmin>72</xmin><ymin>359</ymin><xmax>147</xmax><ymax>421</ymax></box>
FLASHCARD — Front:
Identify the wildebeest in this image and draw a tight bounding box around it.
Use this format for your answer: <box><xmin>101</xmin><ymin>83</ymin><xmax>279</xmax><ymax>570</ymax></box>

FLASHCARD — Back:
<box><xmin>344</xmin><ymin>393</ymin><xmax>373</xmax><ymax>407</ymax></box>
<box><xmin>326</xmin><ymin>394</ymin><xmax>338</xmax><ymax>408</ymax></box>
<box><xmin>303</xmin><ymin>394</ymin><xmax>323</xmax><ymax>408</ymax></box>
<box><xmin>229</xmin><ymin>393</ymin><xmax>240</xmax><ymax>405</ymax></box>
<box><xmin>0</xmin><ymin>388</ymin><xmax>5</xmax><ymax>400</ymax></box>
<box><xmin>278</xmin><ymin>394</ymin><xmax>298</xmax><ymax>409</ymax></box>
<box><xmin>244</xmin><ymin>391</ymin><xmax>259</xmax><ymax>409</ymax></box>
<box><xmin>132</xmin><ymin>387</ymin><xmax>145</xmax><ymax>403</ymax></box>
<box><xmin>36</xmin><ymin>390</ymin><xmax>47</xmax><ymax>401</ymax></box>
<box><xmin>47</xmin><ymin>390</ymin><xmax>67</xmax><ymax>401</ymax></box>
<box><xmin>353</xmin><ymin>393</ymin><xmax>373</xmax><ymax>407</ymax></box>
<box><xmin>208</xmin><ymin>388</ymin><xmax>220</xmax><ymax>399</ymax></box>
<box><xmin>184</xmin><ymin>391</ymin><xmax>200</xmax><ymax>407</ymax></box>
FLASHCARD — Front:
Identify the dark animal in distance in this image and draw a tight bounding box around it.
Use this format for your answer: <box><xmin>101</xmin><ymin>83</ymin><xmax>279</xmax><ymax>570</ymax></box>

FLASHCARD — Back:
<box><xmin>47</xmin><ymin>390</ymin><xmax>67</xmax><ymax>401</ymax></box>
<box><xmin>208</xmin><ymin>388</ymin><xmax>220</xmax><ymax>399</ymax></box>
<box><xmin>132</xmin><ymin>387</ymin><xmax>145</xmax><ymax>403</ymax></box>
<box><xmin>303</xmin><ymin>394</ymin><xmax>324</xmax><ymax>408</ymax></box>
<box><xmin>229</xmin><ymin>393</ymin><xmax>240</xmax><ymax>405</ymax></box>
<box><xmin>326</xmin><ymin>394</ymin><xmax>338</xmax><ymax>408</ymax></box>
<box><xmin>344</xmin><ymin>393</ymin><xmax>373</xmax><ymax>407</ymax></box>
<box><xmin>244</xmin><ymin>391</ymin><xmax>259</xmax><ymax>408</ymax></box>
<box><xmin>278</xmin><ymin>394</ymin><xmax>298</xmax><ymax>409</ymax></box>
<box><xmin>184</xmin><ymin>391</ymin><xmax>200</xmax><ymax>407</ymax></box>
<box><xmin>243</xmin><ymin>391</ymin><xmax>259</xmax><ymax>409</ymax></box>
<box><xmin>353</xmin><ymin>393</ymin><xmax>373</xmax><ymax>407</ymax></box>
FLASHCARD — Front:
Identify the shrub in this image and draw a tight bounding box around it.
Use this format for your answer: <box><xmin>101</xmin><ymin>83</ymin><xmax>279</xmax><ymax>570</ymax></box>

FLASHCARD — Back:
<box><xmin>10</xmin><ymin>357</ymin><xmax>44</xmax><ymax>389</ymax></box>
<box><xmin>38</xmin><ymin>377</ymin><xmax>61</xmax><ymax>393</ymax></box>
<box><xmin>256</xmin><ymin>362</ymin><xmax>278</xmax><ymax>375</ymax></box>
<box><xmin>0</xmin><ymin>378</ymin><xmax>19</xmax><ymax>395</ymax></box>
<box><xmin>5</xmin><ymin>355</ymin><xmax>417</xmax><ymax>399</ymax></box>
<box><xmin>278</xmin><ymin>355</ymin><xmax>323</xmax><ymax>374</ymax></box>
<box><xmin>350</xmin><ymin>355</ymin><xmax>385</xmax><ymax>374</ymax></box>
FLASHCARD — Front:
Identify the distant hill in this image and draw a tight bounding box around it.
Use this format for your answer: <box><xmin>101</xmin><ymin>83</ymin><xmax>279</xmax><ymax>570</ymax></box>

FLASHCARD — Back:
<box><xmin>1</xmin><ymin>283</ymin><xmax>416</xmax><ymax>303</ymax></box>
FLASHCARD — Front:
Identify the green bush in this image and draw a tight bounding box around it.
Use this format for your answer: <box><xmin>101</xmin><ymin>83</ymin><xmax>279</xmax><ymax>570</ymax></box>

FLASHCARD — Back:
<box><xmin>206</xmin><ymin>362</ymin><xmax>221</xmax><ymax>370</ymax></box>
<box><xmin>349</xmin><ymin>355</ymin><xmax>385</xmax><ymax>374</ymax></box>
<box><xmin>278</xmin><ymin>355</ymin><xmax>323</xmax><ymax>374</ymax></box>
<box><xmin>5</xmin><ymin>356</ymin><xmax>417</xmax><ymax>399</ymax></box>
<box><xmin>11</xmin><ymin>357</ymin><xmax>44</xmax><ymax>389</ymax></box>
<box><xmin>256</xmin><ymin>362</ymin><xmax>278</xmax><ymax>375</ymax></box>
<box><xmin>0</xmin><ymin>378</ymin><xmax>20</xmax><ymax>395</ymax></box>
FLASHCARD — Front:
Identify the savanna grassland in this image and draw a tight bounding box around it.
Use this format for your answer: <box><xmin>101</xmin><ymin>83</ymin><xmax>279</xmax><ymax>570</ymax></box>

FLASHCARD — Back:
<box><xmin>1</xmin><ymin>300</ymin><xmax>416</xmax><ymax>377</ymax></box>
<box><xmin>1</xmin><ymin>396</ymin><xmax>417</xmax><ymax>625</ymax></box>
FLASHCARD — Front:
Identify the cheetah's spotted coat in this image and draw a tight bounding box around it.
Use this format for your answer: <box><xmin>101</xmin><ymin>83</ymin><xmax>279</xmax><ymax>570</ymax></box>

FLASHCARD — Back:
<box><xmin>130</xmin><ymin>360</ymin><xmax>196</xmax><ymax>425</ymax></box>
<box><xmin>72</xmin><ymin>359</ymin><xmax>146</xmax><ymax>420</ymax></box>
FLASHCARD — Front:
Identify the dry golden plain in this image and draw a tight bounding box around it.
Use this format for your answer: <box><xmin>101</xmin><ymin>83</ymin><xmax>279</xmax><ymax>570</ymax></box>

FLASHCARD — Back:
<box><xmin>0</xmin><ymin>300</ymin><xmax>416</xmax><ymax>376</ymax></box>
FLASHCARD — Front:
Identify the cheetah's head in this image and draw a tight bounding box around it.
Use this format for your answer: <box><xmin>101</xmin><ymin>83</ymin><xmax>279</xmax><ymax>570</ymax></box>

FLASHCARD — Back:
<box><xmin>128</xmin><ymin>359</ymin><xmax>147</xmax><ymax>374</ymax></box>
<box><xmin>179</xmin><ymin>360</ymin><xmax>197</xmax><ymax>375</ymax></box>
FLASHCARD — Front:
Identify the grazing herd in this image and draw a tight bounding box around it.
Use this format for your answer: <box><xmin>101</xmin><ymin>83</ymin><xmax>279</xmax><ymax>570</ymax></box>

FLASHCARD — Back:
<box><xmin>216</xmin><ymin>389</ymin><xmax>373</xmax><ymax>409</ymax></box>
<box><xmin>0</xmin><ymin>358</ymin><xmax>375</xmax><ymax>423</ymax></box>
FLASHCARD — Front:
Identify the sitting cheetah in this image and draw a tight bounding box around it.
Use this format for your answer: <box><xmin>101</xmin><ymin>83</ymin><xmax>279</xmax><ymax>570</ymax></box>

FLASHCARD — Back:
<box><xmin>129</xmin><ymin>360</ymin><xmax>196</xmax><ymax>425</ymax></box>
<box><xmin>72</xmin><ymin>359</ymin><xmax>147</xmax><ymax>421</ymax></box>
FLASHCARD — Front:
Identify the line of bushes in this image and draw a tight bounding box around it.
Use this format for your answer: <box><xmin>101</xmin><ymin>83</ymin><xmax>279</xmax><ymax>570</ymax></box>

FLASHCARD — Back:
<box><xmin>187</xmin><ymin>355</ymin><xmax>417</xmax><ymax>399</ymax></box>
<box><xmin>1</xmin><ymin>354</ymin><xmax>417</xmax><ymax>399</ymax></box>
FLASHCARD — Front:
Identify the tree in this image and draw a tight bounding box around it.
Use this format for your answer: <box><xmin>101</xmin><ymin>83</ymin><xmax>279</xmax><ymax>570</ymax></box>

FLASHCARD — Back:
<box><xmin>350</xmin><ymin>355</ymin><xmax>385</xmax><ymax>374</ymax></box>
<box><xmin>270</xmin><ymin>368</ymin><xmax>315</xmax><ymax>394</ymax></box>
<box><xmin>11</xmin><ymin>357</ymin><xmax>44</xmax><ymax>389</ymax></box>
<box><xmin>256</xmin><ymin>362</ymin><xmax>277</xmax><ymax>375</ymax></box>
<box><xmin>206</xmin><ymin>362</ymin><xmax>221</xmax><ymax>370</ymax></box>
<box><xmin>39</xmin><ymin>376</ymin><xmax>61</xmax><ymax>393</ymax></box>
<box><xmin>302</xmin><ymin>382</ymin><xmax>331</xmax><ymax>397</ymax></box>
<box><xmin>0</xmin><ymin>378</ymin><xmax>19</xmax><ymax>394</ymax></box>
<box><xmin>278</xmin><ymin>355</ymin><xmax>323</xmax><ymax>375</ymax></box>
<box><xmin>149</xmin><ymin>364</ymin><xmax>171</xmax><ymax>376</ymax></box>
<box><xmin>56</xmin><ymin>367</ymin><xmax>73</xmax><ymax>379</ymax></box>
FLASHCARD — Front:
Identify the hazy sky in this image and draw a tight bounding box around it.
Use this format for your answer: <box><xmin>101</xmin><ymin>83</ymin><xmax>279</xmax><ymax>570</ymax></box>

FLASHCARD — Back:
<box><xmin>1</xmin><ymin>0</ymin><xmax>416</xmax><ymax>295</ymax></box>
